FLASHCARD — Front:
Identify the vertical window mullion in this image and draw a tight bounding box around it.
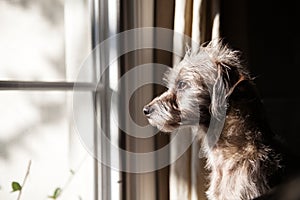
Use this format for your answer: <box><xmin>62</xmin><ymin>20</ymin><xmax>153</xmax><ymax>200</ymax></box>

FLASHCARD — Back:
<box><xmin>91</xmin><ymin>0</ymin><xmax>112</xmax><ymax>199</ymax></box>
<box><xmin>90</xmin><ymin>0</ymin><xmax>101</xmax><ymax>200</ymax></box>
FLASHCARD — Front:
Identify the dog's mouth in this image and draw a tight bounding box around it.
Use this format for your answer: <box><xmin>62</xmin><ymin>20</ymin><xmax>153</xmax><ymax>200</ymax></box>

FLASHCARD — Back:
<box><xmin>143</xmin><ymin>108</ymin><xmax>201</xmax><ymax>133</ymax></box>
<box><xmin>143</xmin><ymin>106</ymin><xmax>180</xmax><ymax>132</ymax></box>
<box><xmin>148</xmin><ymin>118</ymin><xmax>179</xmax><ymax>133</ymax></box>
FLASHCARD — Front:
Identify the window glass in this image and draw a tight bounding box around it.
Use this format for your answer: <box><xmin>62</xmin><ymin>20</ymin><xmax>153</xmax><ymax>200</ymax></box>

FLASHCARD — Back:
<box><xmin>0</xmin><ymin>0</ymin><xmax>65</xmax><ymax>81</ymax></box>
<box><xmin>0</xmin><ymin>0</ymin><xmax>95</xmax><ymax>199</ymax></box>
<box><xmin>0</xmin><ymin>91</ymin><xmax>94</xmax><ymax>200</ymax></box>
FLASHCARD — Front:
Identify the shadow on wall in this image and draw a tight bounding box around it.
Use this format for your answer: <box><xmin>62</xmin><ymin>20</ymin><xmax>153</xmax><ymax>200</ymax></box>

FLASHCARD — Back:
<box><xmin>0</xmin><ymin>0</ymin><xmax>65</xmax><ymax>81</ymax></box>
<box><xmin>0</xmin><ymin>0</ymin><xmax>66</xmax><ymax>159</ymax></box>
<box><xmin>6</xmin><ymin>0</ymin><xmax>64</xmax><ymax>25</ymax></box>
<box><xmin>0</xmin><ymin>96</ymin><xmax>66</xmax><ymax>160</ymax></box>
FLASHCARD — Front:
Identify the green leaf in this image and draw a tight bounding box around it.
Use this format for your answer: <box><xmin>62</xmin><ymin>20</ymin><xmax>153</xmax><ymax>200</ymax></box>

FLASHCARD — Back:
<box><xmin>69</xmin><ymin>169</ymin><xmax>75</xmax><ymax>175</ymax></box>
<box><xmin>48</xmin><ymin>187</ymin><xmax>62</xmax><ymax>199</ymax></box>
<box><xmin>11</xmin><ymin>182</ymin><xmax>22</xmax><ymax>192</ymax></box>
<box><xmin>54</xmin><ymin>188</ymin><xmax>62</xmax><ymax>197</ymax></box>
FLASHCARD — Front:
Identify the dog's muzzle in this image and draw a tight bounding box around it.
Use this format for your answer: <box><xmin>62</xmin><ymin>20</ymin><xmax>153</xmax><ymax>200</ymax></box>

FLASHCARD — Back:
<box><xmin>143</xmin><ymin>105</ymin><xmax>154</xmax><ymax>117</ymax></box>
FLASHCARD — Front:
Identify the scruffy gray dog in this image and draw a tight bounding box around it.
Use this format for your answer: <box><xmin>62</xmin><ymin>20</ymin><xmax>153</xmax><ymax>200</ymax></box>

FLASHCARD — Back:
<box><xmin>143</xmin><ymin>41</ymin><xmax>297</xmax><ymax>200</ymax></box>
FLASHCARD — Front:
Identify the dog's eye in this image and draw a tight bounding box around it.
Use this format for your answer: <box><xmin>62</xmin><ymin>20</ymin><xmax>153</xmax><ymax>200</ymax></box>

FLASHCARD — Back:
<box><xmin>177</xmin><ymin>81</ymin><xmax>187</xmax><ymax>90</ymax></box>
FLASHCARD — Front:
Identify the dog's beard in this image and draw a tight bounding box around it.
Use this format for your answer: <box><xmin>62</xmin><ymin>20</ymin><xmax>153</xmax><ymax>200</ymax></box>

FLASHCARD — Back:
<box><xmin>148</xmin><ymin>119</ymin><xmax>178</xmax><ymax>133</ymax></box>
<box><xmin>147</xmin><ymin>105</ymin><xmax>181</xmax><ymax>132</ymax></box>
<box><xmin>147</xmin><ymin>113</ymin><xmax>203</xmax><ymax>133</ymax></box>
<box><xmin>147</xmin><ymin>103</ymin><xmax>204</xmax><ymax>133</ymax></box>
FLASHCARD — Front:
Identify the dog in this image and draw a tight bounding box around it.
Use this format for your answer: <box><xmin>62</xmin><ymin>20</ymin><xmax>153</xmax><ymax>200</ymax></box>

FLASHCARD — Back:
<box><xmin>143</xmin><ymin>41</ymin><xmax>299</xmax><ymax>200</ymax></box>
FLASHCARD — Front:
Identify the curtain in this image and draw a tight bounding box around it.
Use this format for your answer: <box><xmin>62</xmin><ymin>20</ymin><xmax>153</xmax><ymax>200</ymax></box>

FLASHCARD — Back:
<box><xmin>118</xmin><ymin>0</ymin><xmax>221</xmax><ymax>199</ymax></box>
<box><xmin>170</xmin><ymin>0</ymin><xmax>220</xmax><ymax>199</ymax></box>
<box><xmin>76</xmin><ymin>0</ymin><xmax>222</xmax><ymax>199</ymax></box>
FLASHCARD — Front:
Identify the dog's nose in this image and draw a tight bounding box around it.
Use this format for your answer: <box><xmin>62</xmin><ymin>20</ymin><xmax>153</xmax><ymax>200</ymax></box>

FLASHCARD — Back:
<box><xmin>143</xmin><ymin>106</ymin><xmax>154</xmax><ymax>116</ymax></box>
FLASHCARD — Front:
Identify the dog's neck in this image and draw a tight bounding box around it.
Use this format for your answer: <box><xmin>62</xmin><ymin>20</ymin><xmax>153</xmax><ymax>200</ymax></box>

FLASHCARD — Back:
<box><xmin>197</xmin><ymin>86</ymin><xmax>283</xmax><ymax>199</ymax></box>
<box><xmin>199</xmin><ymin>81</ymin><xmax>274</xmax><ymax>165</ymax></box>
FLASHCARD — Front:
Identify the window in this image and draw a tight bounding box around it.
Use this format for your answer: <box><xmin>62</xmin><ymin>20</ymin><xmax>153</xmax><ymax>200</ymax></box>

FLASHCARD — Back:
<box><xmin>0</xmin><ymin>1</ymin><xmax>95</xmax><ymax>199</ymax></box>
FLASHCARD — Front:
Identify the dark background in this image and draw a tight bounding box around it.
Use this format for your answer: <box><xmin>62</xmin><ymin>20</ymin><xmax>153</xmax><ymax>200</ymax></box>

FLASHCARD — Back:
<box><xmin>221</xmin><ymin>0</ymin><xmax>300</xmax><ymax>155</ymax></box>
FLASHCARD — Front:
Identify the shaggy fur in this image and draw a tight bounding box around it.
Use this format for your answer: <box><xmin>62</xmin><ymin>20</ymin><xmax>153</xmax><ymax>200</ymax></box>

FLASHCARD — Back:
<box><xmin>143</xmin><ymin>41</ymin><xmax>297</xmax><ymax>200</ymax></box>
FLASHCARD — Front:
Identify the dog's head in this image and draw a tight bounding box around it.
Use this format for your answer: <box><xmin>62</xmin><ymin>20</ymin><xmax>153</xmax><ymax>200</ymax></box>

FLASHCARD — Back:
<box><xmin>143</xmin><ymin>42</ymin><xmax>249</xmax><ymax>132</ymax></box>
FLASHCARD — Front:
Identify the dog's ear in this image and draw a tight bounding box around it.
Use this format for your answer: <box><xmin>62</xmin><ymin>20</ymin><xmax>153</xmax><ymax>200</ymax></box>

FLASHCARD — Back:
<box><xmin>210</xmin><ymin>62</ymin><xmax>245</xmax><ymax>119</ymax></box>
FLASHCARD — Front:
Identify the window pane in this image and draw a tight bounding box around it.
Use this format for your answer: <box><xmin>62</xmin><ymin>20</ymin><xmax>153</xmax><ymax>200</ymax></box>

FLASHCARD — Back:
<box><xmin>0</xmin><ymin>91</ymin><xmax>94</xmax><ymax>200</ymax></box>
<box><xmin>0</xmin><ymin>0</ymin><xmax>65</xmax><ymax>81</ymax></box>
